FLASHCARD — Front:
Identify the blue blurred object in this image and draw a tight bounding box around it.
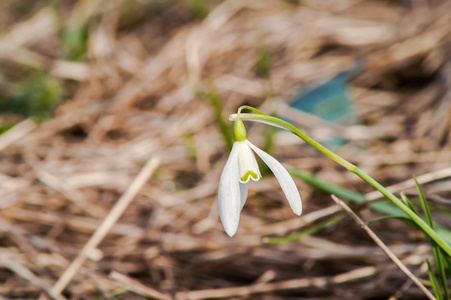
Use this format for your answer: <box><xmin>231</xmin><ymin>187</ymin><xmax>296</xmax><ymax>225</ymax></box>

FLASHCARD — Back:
<box><xmin>289</xmin><ymin>60</ymin><xmax>365</xmax><ymax>125</ymax></box>
<box><xmin>288</xmin><ymin>60</ymin><xmax>365</xmax><ymax>147</ymax></box>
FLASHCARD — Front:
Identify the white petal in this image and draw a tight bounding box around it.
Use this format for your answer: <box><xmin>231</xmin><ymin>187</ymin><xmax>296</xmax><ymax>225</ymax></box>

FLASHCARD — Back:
<box><xmin>239</xmin><ymin>182</ymin><xmax>248</xmax><ymax>210</ymax></box>
<box><xmin>236</xmin><ymin>141</ymin><xmax>261</xmax><ymax>183</ymax></box>
<box><xmin>246</xmin><ymin>140</ymin><xmax>302</xmax><ymax>215</ymax></box>
<box><xmin>218</xmin><ymin>142</ymin><xmax>241</xmax><ymax>236</ymax></box>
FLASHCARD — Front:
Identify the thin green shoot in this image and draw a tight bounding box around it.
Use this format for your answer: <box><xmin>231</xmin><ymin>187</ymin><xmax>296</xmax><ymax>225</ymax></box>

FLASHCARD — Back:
<box><xmin>183</xmin><ymin>131</ymin><xmax>197</xmax><ymax>163</ymax></box>
<box><xmin>62</xmin><ymin>23</ymin><xmax>89</xmax><ymax>61</ymax></box>
<box><xmin>0</xmin><ymin>125</ymin><xmax>13</xmax><ymax>135</ymax></box>
<box><xmin>416</xmin><ymin>178</ymin><xmax>433</xmax><ymax>227</ymax></box>
<box><xmin>401</xmin><ymin>192</ymin><xmax>420</xmax><ymax>216</ymax></box>
<box><xmin>255</xmin><ymin>37</ymin><xmax>271</xmax><ymax>79</ymax></box>
<box><xmin>187</xmin><ymin>0</ymin><xmax>209</xmax><ymax>18</ymax></box>
<box><xmin>264</xmin><ymin>214</ymin><xmax>346</xmax><ymax>244</ymax></box>
<box><xmin>208</xmin><ymin>81</ymin><xmax>233</xmax><ymax>151</ymax></box>
<box><xmin>416</xmin><ymin>178</ymin><xmax>450</xmax><ymax>300</ymax></box>
<box><xmin>101</xmin><ymin>287</ymin><xmax>131</xmax><ymax>299</ymax></box>
<box><xmin>428</xmin><ymin>260</ymin><xmax>444</xmax><ymax>300</ymax></box>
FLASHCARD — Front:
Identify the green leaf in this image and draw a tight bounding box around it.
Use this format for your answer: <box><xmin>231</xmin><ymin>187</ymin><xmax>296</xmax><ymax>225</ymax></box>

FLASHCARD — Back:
<box><xmin>289</xmin><ymin>168</ymin><xmax>406</xmax><ymax>216</ymax></box>
<box><xmin>368</xmin><ymin>201</ymin><xmax>406</xmax><ymax>217</ymax></box>
<box><xmin>289</xmin><ymin>169</ymin><xmax>365</xmax><ymax>203</ymax></box>
<box><xmin>1</xmin><ymin>72</ymin><xmax>62</xmax><ymax>120</ymax></box>
<box><xmin>365</xmin><ymin>215</ymin><xmax>416</xmax><ymax>227</ymax></box>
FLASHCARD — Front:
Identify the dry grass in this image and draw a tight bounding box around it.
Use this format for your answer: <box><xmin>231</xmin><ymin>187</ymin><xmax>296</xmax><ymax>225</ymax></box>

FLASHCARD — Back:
<box><xmin>1</xmin><ymin>0</ymin><xmax>451</xmax><ymax>299</ymax></box>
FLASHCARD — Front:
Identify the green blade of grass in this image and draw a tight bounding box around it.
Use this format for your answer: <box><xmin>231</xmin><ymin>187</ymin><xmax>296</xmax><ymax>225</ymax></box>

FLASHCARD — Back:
<box><xmin>255</xmin><ymin>37</ymin><xmax>271</xmax><ymax>79</ymax></box>
<box><xmin>187</xmin><ymin>0</ymin><xmax>209</xmax><ymax>18</ymax></box>
<box><xmin>442</xmin><ymin>251</ymin><xmax>451</xmax><ymax>277</ymax></box>
<box><xmin>102</xmin><ymin>287</ymin><xmax>131</xmax><ymax>299</ymax></box>
<box><xmin>416</xmin><ymin>178</ymin><xmax>450</xmax><ymax>300</ymax></box>
<box><xmin>264</xmin><ymin>214</ymin><xmax>346</xmax><ymax>244</ymax></box>
<box><xmin>416</xmin><ymin>178</ymin><xmax>433</xmax><ymax>227</ymax></box>
<box><xmin>183</xmin><ymin>131</ymin><xmax>197</xmax><ymax>163</ymax></box>
<box><xmin>438</xmin><ymin>250</ymin><xmax>451</xmax><ymax>296</ymax></box>
<box><xmin>207</xmin><ymin>81</ymin><xmax>233</xmax><ymax>151</ymax></box>
<box><xmin>428</xmin><ymin>259</ymin><xmax>444</xmax><ymax>300</ymax></box>
<box><xmin>401</xmin><ymin>192</ymin><xmax>420</xmax><ymax>215</ymax></box>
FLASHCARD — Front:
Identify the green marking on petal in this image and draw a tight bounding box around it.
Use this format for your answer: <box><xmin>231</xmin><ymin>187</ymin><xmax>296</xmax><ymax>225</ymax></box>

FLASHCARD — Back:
<box><xmin>240</xmin><ymin>171</ymin><xmax>259</xmax><ymax>182</ymax></box>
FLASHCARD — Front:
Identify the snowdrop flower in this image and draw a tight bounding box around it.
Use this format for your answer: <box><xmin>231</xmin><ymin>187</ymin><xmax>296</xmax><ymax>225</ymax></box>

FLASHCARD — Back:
<box><xmin>218</xmin><ymin>117</ymin><xmax>302</xmax><ymax>236</ymax></box>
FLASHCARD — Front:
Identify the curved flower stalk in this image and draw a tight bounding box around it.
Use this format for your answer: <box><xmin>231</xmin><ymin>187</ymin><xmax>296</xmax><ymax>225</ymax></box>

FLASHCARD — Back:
<box><xmin>227</xmin><ymin>105</ymin><xmax>451</xmax><ymax>258</ymax></box>
<box><xmin>218</xmin><ymin>117</ymin><xmax>302</xmax><ymax>237</ymax></box>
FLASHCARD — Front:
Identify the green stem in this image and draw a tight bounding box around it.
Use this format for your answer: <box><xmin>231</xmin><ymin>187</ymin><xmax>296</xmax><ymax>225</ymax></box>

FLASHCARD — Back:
<box><xmin>235</xmin><ymin>109</ymin><xmax>451</xmax><ymax>257</ymax></box>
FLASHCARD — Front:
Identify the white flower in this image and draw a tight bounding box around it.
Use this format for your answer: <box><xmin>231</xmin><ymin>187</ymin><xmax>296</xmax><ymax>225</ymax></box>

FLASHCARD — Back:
<box><xmin>218</xmin><ymin>119</ymin><xmax>302</xmax><ymax>237</ymax></box>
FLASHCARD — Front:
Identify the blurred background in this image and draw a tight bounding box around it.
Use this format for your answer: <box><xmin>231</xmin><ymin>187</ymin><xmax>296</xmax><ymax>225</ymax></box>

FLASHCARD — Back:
<box><xmin>1</xmin><ymin>0</ymin><xmax>451</xmax><ymax>299</ymax></box>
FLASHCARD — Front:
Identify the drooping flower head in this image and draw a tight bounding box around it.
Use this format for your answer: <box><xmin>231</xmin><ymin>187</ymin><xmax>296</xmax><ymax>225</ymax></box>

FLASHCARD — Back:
<box><xmin>218</xmin><ymin>114</ymin><xmax>302</xmax><ymax>236</ymax></box>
